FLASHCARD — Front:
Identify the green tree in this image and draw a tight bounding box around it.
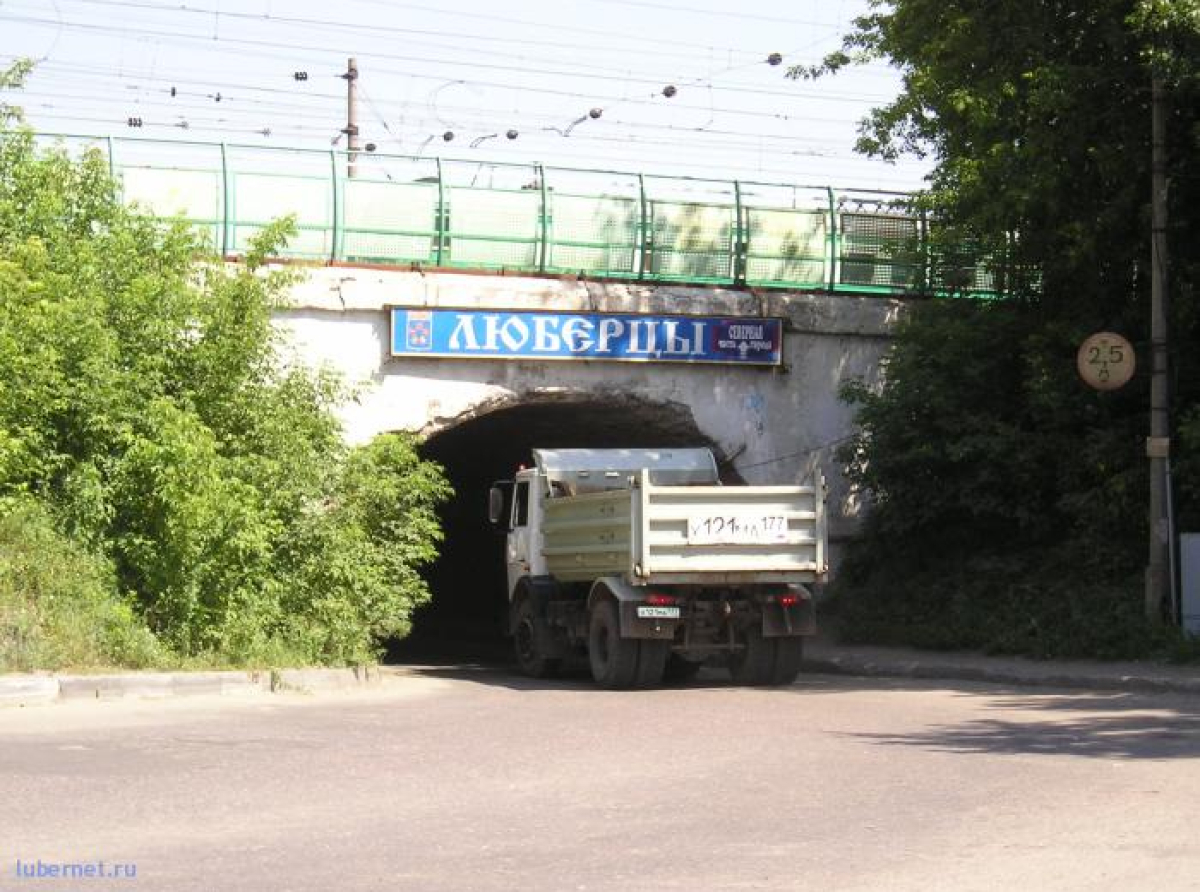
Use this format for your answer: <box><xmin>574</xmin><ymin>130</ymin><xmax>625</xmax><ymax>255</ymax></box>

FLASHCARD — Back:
<box><xmin>0</xmin><ymin>67</ymin><xmax>450</xmax><ymax>669</ymax></box>
<box><xmin>795</xmin><ymin>2</ymin><xmax>1199</xmax><ymax>656</ymax></box>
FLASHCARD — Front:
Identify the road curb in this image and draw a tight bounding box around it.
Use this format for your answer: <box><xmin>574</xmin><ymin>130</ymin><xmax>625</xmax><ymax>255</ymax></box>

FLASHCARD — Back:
<box><xmin>0</xmin><ymin>666</ymin><xmax>381</xmax><ymax>708</ymax></box>
<box><xmin>801</xmin><ymin>654</ymin><xmax>1200</xmax><ymax>696</ymax></box>
<box><xmin>268</xmin><ymin>666</ymin><xmax>381</xmax><ymax>694</ymax></box>
<box><xmin>0</xmin><ymin>675</ymin><xmax>60</xmax><ymax>706</ymax></box>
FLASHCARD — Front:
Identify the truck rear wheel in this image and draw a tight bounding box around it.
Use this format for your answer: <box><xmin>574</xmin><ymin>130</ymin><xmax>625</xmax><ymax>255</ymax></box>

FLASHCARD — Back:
<box><xmin>513</xmin><ymin>597</ymin><xmax>560</xmax><ymax>679</ymax></box>
<box><xmin>663</xmin><ymin>653</ymin><xmax>704</xmax><ymax>683</ymax></box>
<box><xmin>587</xmin><ymin>599</ymin><xmax>668</xmax><ymax>689</ymax></box>
<box><xmin>634</xmin><ymin>640</ymin><xmax>669</xmax><ymax>688</ymax></box>
<box><xmin>730</xmin><ymin>627</ymin><xmax>803</xmax><ymax>686</ymax></box>
<box><xmin>588</xmin><ymin>599</ymin><xmax>637</xmax><ymax>688</ymax></box>
<box><xmin>770</xmin><ymin>637</ymin><xmax>804</xmax><ymax>685</ymax></box>
<box><xmin>729</xmin><ymin>624</ymin><xmax>773</xmax><ymax>685</ymax></box>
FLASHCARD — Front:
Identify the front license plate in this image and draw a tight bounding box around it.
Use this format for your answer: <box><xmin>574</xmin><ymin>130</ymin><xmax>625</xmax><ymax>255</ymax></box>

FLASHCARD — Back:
<box><xmin>636</xmin><ymin>606</ymin><xmax>681</xmax><ymax>619</ymax></box>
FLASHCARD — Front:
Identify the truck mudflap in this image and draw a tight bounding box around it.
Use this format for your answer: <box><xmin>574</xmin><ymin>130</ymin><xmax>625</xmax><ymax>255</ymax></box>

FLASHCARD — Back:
<box><xmin>587</xmin><ymin>577</ymin><xmax>676</xmax><ymax>640</ymax></box>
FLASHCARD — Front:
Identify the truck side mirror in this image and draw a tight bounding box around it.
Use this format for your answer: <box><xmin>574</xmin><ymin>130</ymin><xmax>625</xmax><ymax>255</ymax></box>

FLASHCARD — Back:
<box><xmin>488</xmin><ymin>481</ymin><xmax>513</xmax><ymax>528</ymax></box>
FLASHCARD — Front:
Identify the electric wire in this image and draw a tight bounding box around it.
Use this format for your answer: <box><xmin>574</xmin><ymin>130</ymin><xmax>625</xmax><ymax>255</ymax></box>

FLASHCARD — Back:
<box><xmin>1</xmin><ymin>0</ymin><xmax>929</xmax><ymax>189</ymax></box>
<box><xmin>34</xmin><ymin>0</ymin><xmax>784</xmax><ymax>69</ymax></box>
<box><xmin>17</xmin><ymin>84</ymin><xmax>884</xmax><ymax>150</ymax></box>
<box><xmin>571</xmin><ymin>0</ymin><xmax>845</xmax><ymax>27</ymax></box>
<box><xmin>1</xmin><ymin>13</ymin><xmax>898</xmax><ymax>103</ymax></box>
<box><xmin>11</xmin><ymin>58</ymin><xmax>881</xmax><ymax>125</ymax></box>
<box><xmin>318</xmin><ymin>0</ymin><xmax>810</xmax><ymax>54</ymax></box>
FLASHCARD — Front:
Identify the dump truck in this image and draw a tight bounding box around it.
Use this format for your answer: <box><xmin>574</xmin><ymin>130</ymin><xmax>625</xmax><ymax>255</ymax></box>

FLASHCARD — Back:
<box><xmin>488</xmin><ymin>448</ymin><xmax>827</xmax><ymax>689</ymax></box>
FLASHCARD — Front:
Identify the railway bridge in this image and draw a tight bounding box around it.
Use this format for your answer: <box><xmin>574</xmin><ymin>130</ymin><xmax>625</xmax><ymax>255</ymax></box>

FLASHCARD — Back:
<box><xmin>50</xmin><ymin>134</ymin><xmax>999</xmax><ymax>650</ymax></box>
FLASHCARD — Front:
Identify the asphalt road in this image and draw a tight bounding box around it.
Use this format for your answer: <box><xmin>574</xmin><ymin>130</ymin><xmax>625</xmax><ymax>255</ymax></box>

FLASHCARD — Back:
<box><xmin>2</xmin><ymin>668</ymin><xmax>1198</xmax><ymax>892</ymax></box>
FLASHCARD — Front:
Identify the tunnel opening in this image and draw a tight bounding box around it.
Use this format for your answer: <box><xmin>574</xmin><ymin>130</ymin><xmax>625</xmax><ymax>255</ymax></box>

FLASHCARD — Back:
<box><xmin>385</xmin><ymin>393</ymin><xmax>730</xmax><ymax>665</ymax></box>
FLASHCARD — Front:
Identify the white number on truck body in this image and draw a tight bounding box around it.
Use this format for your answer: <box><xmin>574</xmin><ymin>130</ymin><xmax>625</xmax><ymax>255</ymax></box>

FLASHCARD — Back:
<box><xmin>686</xmin><ymin>514</ymin><xmax>790</xmax><ymax>545</ymax></box>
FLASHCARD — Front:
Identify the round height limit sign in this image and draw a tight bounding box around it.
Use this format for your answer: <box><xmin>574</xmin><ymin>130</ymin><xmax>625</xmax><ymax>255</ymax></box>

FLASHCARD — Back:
<box><xmin>1077</xmin><ymin>332</ymin><xmax>1136</xmax><ymax>391</ymax></box>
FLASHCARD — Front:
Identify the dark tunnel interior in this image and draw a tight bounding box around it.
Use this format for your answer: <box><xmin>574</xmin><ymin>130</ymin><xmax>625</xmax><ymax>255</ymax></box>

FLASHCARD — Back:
<box><xmin>385</xmin><ymin>395</ymin><xmax>724</xmax><ymax>665</ymax></box>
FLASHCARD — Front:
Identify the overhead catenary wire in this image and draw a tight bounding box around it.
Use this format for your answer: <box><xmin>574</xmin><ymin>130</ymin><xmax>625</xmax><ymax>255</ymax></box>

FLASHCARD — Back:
<box><xmin>30</xmin><ymin>0</ymin><xmax>802</xmax><ymax>69</ymax></box>
<box><xmin>28</xmin><ymin>124</ymin><xmax>920</xmax><ymax>188</ymax></box>
<box><xmin>21</xmin><ymin>0</ymin><xmax>909</xmax><ymax>91</ymax></box>
<box><xmin>23</xmin><ymin>106</ymin><xmax>930</xmax><ymax>175</ymax></box>
<box><xmin>318</xmin><ymin>0</ymin><xmax>822</xmax><ymax>55</ymax></box>
<box><xmin>11</xmin><ymin>58</ymin><xmax>887</xmax><ymax>126</ymax></box>
<box><xmin>16</xmin><ymin>84</ymin><xmax>903</xmax><ymax>152</ymax></box>
<box><xmin>571</xmin><ymin>0</ymin><xmax>846</xmax><ymax>27</ymax></box>
<box><xmin>1</xmin><ymin>0</ymin><xmax>931</xmax><ymax>190</ymax></box>
<box><xmin>7</xmin><ymin>65</ymin><xmax>916</xmax><ymax>174</ymax></box>
<box><xmin>26</xmin><ymin>106</ymin><xmax>925</xmax><ymax>172</ymax></box>
<box><xmin>0</xmin><ymin>13</ymin><xmax>899</xmax><ymax>104</ymax></box>
<box><xmin>12</xmin><ymin>0</ymin><xmax>886</xmax><ymax>128</ymax></box>
<box><xmin>12</xmin><ymin>87</ymin><xmax>929</xmax><ymax>185</ymax></box>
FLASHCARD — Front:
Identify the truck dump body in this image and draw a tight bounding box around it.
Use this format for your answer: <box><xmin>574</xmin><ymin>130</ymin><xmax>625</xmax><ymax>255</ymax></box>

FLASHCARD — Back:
<box><xmin>541</xmin><ymin>471</ymin><xmax>825</xmax><ymax>586</ymax></box>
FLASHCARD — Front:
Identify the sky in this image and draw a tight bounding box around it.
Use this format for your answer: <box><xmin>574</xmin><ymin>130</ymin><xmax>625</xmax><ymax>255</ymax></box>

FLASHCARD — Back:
<box><xmin>0</xmin><ymin>0</ymin><xmax>932</xmax><ymax>192</ymax></box>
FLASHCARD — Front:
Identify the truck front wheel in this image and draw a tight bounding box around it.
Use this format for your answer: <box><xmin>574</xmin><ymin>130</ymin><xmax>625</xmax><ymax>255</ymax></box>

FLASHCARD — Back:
<box><xmin>513</xmin><ymin>597</ymin><xmax>560</xmax><ymax>679</ymax></box>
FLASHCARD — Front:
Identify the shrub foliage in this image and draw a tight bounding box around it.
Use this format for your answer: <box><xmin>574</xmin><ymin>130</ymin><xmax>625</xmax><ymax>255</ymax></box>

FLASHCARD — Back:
<box><xmin>0</xmin><ymin>109</ymin><xmax>450</xmax><ymax>669</ymax></box>
<box><xmin>811</xmin><ymin>1</ymin><xmax>1199</xmax><ymax>658</ymax></box>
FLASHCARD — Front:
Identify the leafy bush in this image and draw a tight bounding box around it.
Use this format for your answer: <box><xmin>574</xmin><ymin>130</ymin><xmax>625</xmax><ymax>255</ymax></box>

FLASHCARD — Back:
<box><xmin>806</xmin><ymin>1</ymin><xmax>1199</xmax><ymax>660</ymax></box>
<box><xmin>0</xmin><ymin>104</ymin><xmax>450</xmax><ymax>669</ymax></box>
<box><xmin>0</xmin><ymin>498</ymin><xmax>166</xmax><ymax>671</ymax></box>
<box><xmin>832</xmin><ymin>300</ymin><xmax>1197</xmax><ymax>660</ymax></box>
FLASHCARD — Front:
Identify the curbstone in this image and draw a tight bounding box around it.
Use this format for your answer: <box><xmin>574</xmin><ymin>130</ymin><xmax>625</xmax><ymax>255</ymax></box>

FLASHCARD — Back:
<box><xmin>58</xmin><ymin>673</ymin><xmax>177</xmax><ymax>701</ymax></box>
<box><xmin>169</xmin><ymin>671</ymin><xmax>265</xmax><ymax>697</ymax></box>
<box><xmin>0</xmin><ymin>675</ymin><xmax>60</xmax><ymax>707</ymax></box>
<box><xmin>0</xmin><ymin>666</ymin><xmax>382</xmax><ymax>708</ymax></box>
<box><xmin>269</xmin><ymin>666</ymin><xmax>380</xmax><ymax>694</ymax></box>
<box><xmin>801</xmin><ymin>653</ymin><xmax>1200</xmax><ymax>696</ymax></box>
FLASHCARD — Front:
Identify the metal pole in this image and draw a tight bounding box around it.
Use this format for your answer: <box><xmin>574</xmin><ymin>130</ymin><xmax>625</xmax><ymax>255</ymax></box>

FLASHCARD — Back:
<box><xmin>343</xmin><ymin>57</ymin><xmax>359</xmax><ymax>179</ymax></box>
<box><xmin>826</xmin><ymin>187</ymin><xmax>838</xmax><ymax>293</ymax></box>
<box><xmin>733</xmin><ymin>180</ymin><xmax>746</xmax><ymax>286</ymax></box>
<box><xmin>637</xmin><ymin>173</ymin><xmax>648</xmax><ymax>280</ymax></box>
<box><xmin>434</xmin><ymin>157</ymin><xmax>445</xmax><ymax>267</ymax></box>
<box><xmin>1145</xmin><ymin>73</ymin><xmax>1171</xmax><ymax>624</ymax></box>
<box><xmin>537</xmin><ymin>163</ymin><xmax>548</xmax><ymax>274</ymax></box>
<box><xmin>219</xmin><ymin>142</ymin><xmax>231</xmax><ymax>257</ymax></box>
<box><xmin>330</xmin><ymin>148</ymin><xmax>341</xmax><ymax>262</ymax></box>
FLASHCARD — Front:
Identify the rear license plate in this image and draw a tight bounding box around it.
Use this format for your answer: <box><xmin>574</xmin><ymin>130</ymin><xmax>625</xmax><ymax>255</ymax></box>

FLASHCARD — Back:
<box><xmin>636</xmin><ymin>606</ymin><xmax>681</xmax><ymax>619</ymax></box>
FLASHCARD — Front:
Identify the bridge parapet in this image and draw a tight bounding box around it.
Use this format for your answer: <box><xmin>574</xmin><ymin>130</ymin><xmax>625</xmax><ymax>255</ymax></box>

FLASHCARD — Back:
<box><xmin>42</xmin><ymin>133</ymin><xmax>1005</xmax><ymax>298</ymax></box>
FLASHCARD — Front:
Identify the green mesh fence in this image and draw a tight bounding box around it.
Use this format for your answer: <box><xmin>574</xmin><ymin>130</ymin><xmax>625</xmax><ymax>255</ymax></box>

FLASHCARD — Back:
<box><xmin>32</xmin><ymin>133</ymin><xmax>1003</xmax><ymax>297</ymax></box>
<box><xmin>837</xmin><ymin>211</ymin><xmax>922</xmax><ymax>291</ymax></box>
<box><xmin>744</xmin><ymin>206</ymin><xmax>828</xmax><ymax>289</ymax></box>
<box><xmin>343</xmin><ymin>177</ymin><xmax>439</xmax><ymax>265</ymax></box>
<box><xmin>648</xmin><ymin>200</ymin><xmax>737</xmax><ymax>282</ymax></box>
<box><xmin>545</xmin><ymin>192</ymin><xmax>640</xmax><ymax>278</ymax></box>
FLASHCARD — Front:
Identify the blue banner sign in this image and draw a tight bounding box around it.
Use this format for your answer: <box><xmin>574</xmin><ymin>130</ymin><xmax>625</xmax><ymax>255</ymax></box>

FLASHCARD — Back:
<box><xmin>389</xmin><ymin>308</ymin><xmax>783</xmax><ymax>366</ymax></box>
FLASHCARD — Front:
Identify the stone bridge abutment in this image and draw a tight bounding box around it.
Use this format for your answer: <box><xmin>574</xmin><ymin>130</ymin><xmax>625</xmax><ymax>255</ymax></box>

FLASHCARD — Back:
<box><xmin>273</xmin><ymin>266</ymin><xmax>904</xmax><ymax>655</ymax></box>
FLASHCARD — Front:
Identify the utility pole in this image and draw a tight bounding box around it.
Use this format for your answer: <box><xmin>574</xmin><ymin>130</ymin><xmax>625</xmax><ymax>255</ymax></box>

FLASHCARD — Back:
<box><xmin>342</xmin><ymin>57</ymin><xmax>359</xmax><ymax>179</ymax></box>
<box><xmin>1145</xmin><ymin>73</ymin><xmax>1170</xmax><ymax>623</ymax></box>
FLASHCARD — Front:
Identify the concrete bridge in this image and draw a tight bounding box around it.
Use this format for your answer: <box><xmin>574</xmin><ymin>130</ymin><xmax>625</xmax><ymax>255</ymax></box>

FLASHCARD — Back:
<box><xmin>275</xmin><ymin>266</ymin><xmax>904</xmax><ymax>650</ymax></box>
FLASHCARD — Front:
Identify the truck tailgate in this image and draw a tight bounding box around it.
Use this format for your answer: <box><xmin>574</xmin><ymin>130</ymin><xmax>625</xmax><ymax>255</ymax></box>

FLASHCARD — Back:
<box><xmin>636</xmin><ymin>474</ymin><xmax>825</xmax><ymax>584</ymax></box>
